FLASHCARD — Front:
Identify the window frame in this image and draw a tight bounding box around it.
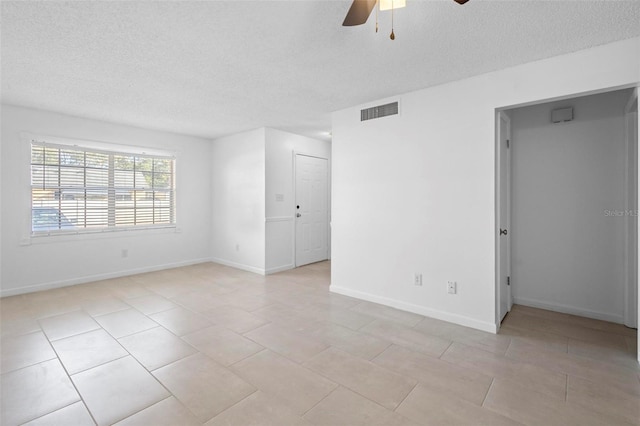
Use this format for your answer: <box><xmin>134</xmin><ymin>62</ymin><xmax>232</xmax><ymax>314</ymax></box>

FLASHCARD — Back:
<box><xmin>26</xmin><ymin>134</ymin><xmax>177</xmax><ymax>238</ymax></box>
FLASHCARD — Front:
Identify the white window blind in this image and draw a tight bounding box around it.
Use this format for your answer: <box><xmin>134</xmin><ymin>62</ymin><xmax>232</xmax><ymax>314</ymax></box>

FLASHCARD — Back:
<box><xmin>30</xmin><ymin>140</ymin><xmax>176</xmax><ymax>235</ymax></box>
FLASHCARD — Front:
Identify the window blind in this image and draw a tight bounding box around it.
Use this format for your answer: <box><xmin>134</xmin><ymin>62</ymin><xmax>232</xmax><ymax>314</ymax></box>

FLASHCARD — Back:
<box><xmin>30</xmin><ymin>141</ymin><xmax>176</xmax><ymax>235</ymax></box>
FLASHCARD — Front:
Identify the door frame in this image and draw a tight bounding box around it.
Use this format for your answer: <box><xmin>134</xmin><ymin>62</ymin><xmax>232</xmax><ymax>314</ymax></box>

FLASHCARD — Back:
<box><xmin>495</xmin><ymin>110</ymin><xmax>512</xmax><ymax>327</ymax></box>
<box><xmin>293</xmin><ymin>152</ymin><xmax>330</xmax><ymax>267</ymax></box>
<box><xmin>495</xmin><ymin>86</ymin><xmax>639</xmax><ymax>338</ymax></box>
<box><xmin>624</xmin><ymin>88</ymin><xmax>638</xmax><ymax>329</ymax></box>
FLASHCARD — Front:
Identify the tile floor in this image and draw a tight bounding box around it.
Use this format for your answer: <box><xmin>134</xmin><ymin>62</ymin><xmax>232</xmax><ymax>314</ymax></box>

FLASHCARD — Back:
<box><xmin>1</xmin><ymin>261</ymin><xmax>638</xmax><ymax>425</ymax></box>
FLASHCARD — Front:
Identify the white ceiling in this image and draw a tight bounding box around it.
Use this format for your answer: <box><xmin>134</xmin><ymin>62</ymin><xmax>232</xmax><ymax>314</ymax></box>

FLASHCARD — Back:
<box><xmin>2</xmin><ymin>1</ymin><xmax>639</xmax><ymax>142</ymax></box>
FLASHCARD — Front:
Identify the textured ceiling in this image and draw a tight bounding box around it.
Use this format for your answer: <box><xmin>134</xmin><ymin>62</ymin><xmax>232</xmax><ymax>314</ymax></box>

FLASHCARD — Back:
<box><xmin>2</xmin><ymin>1</ymin><xmax>639</xmax><ymax>142</ymax></box>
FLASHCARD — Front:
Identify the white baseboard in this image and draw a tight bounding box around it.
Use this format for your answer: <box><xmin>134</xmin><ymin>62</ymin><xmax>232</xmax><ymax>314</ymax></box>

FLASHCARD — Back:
<box><xmin>513</xmin><ymin>296</ymin><xmax>624</xmax><ymax>324</ymax></box>
<box><xmin>0</xmin><ymin>257</ymin><xmax>213</xmax><ymax>298</ymax></box>
<box><xmin>210</xmin><ymin>257</ymin><xmax>266</xmax><ymax>276</ymax></box>
<box><xmin>330</xmin><ymin>285</ymin><xmax>497</xmax><ymax>333</ymax></box>
<box><xmin>265</xmin><ymin>264</ymin><xmax>295</xmax><ymax>275</ymax></box>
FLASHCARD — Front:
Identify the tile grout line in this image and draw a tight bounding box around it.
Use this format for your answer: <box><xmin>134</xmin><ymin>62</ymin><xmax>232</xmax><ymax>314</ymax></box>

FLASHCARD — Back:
<box><xmin>438</xmin><ymin>340</ymin><xmax>454</xmax><ymax>360</ymax></box>
<box><xmin>43</xmin><ymin>335</ymin><xmax>100</xmax><ymax>426</ymax></box>
<box><xmin>393</xmin><ymin>381</ymin><xmax>419</xmax><ymax>412</ymax></box>
<box><xmin>203</xmin><ymin>389</ymin><xmax>260</xmax><ymax>424</ymax></box>
<box><xmin>480</xmin><ymin>377</ymin><xmax>495</xmax><ymax>408</ymax></box>
<box><xmin>300</xmin><ymin>385</ymin><xmax>340</xmax><ymax>417</ymax></box>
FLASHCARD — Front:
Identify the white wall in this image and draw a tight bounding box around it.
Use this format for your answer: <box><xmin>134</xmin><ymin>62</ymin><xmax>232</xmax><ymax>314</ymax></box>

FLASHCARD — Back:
<box><xmin>265</xmin><ymin>128</ymin><xmax>331</xmax><ymax>273</ymax></box>
<box><xmin>331</xmin><ymin>37</ymin><xmax>640</xmax><ymax>332</ymax></box>
<box><xmin>211</xmin><ymin>128</ymin><xmax>266</xmax><ymax>274</ymax></box>
<box><xmin>510</xmin><ymin>90</ymin><xmax>630</xmax><ymax>323</ymax></box>
<box><xmin>0</xmin><ymin>105</ymin><xmax>212</xmax><ymax>296</ymax></box>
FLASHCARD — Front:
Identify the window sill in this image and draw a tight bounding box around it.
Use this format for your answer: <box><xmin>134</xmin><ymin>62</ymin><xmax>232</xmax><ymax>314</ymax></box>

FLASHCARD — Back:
<box><xmin>21</xmin><ymin>225</ymin><xmax>181</xmax><ymax>246</ymax></box>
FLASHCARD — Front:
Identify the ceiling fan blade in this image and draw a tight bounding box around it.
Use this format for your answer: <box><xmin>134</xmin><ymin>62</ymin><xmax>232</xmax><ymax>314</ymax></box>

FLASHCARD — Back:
<box><xmin>342</xmin><ymin>0</ymin><xmax>378</xmax><ymax>26</ymax></box>
<box><xmin>453</xmin><ymin>0</ymin><xmax>470</xmax><ymax>4</ymax></box>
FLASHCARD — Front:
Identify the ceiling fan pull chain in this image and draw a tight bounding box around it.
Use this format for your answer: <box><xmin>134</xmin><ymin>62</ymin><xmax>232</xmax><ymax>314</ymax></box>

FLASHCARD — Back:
<box><xmin>390</xmin><ymin>1</ymin><xmax>395</xmax><ymax>40</ymax></box>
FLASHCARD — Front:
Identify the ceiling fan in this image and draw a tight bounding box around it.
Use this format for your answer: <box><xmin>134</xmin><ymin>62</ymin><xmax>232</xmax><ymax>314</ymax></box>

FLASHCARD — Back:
<box><xmin>343</xmin><ymin>0</ymin><xmax>469</xmax><ymax>27</ymax></box>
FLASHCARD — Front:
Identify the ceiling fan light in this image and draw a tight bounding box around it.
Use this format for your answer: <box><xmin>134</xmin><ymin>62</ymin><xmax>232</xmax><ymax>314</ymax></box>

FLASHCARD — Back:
<box><xmin>379</xmin><ymin>0</ymin><xmax>406</xmax><ymax>11</ymax></box>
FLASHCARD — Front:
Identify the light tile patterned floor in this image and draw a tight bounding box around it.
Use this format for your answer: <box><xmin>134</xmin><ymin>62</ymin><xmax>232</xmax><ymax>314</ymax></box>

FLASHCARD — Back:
<box><xmin>1</xmin><ymin>261</ymin><xmax>638</xmax><ymax>425</ymax></box>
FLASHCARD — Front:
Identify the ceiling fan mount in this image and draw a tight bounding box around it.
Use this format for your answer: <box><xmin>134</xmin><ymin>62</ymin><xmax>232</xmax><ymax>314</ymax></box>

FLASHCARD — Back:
<box><xmin>342</xmin><ymin>0</ymin><xmax>469</xmax><ymax>27</ymax></box>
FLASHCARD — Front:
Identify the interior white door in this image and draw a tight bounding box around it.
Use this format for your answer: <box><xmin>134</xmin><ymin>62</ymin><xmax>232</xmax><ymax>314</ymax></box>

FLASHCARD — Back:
<box><xmin>295</xmin><ymin>154</ymin><xmax>329</xmax><ymax>267</ymax></box>
<box><xmin>498</xmin><ymin>112</ymin><xmax>512</xmax><ymax>322</ymax></box>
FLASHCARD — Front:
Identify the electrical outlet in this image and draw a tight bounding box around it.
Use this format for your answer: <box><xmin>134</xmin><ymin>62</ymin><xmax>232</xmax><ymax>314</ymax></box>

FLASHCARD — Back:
<box><xmin>414</xmin><ymin>273</ymin><xmax>422</xmax><ymax>286</ymax></box>
<box><xmin>122</xmin><ymin>249</ymin><xmax>128</xmax><ymax>258</ymax></box>
<box><xmin>235</xmin><ymin>244</ymin><xmax>240</xmax><ymax>251</ymax></box>
<box><xmin>447</xmin><ymin>281</ymin><xmax>457</xmax><ymax>294</ymax></box>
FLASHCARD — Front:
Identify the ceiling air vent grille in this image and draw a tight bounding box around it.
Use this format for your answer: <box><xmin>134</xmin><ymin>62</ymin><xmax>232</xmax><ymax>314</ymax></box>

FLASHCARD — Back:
<box><xmin>361</xmin><ymin>102</ymin><xmax>399</xmax><ymax>121</ymax></box>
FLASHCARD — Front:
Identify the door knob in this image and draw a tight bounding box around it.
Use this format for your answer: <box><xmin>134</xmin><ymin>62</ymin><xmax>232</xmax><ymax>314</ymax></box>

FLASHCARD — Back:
<box><xmin>296</xmin><ymin>213</ymin><xmax>302</xmax><ymax>218</ymax></box>
<box><xmin>500</xmin><ymin>229</ymin><xmax>508</xmax><ymax>236</ymax></box>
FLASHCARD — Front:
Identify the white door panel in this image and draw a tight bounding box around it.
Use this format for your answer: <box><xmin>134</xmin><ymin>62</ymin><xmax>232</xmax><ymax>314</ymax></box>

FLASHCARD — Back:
<box><xmin>295</xmin><ymin>155</ymin><xmax>328</xmax><ymax>266</ymax></box>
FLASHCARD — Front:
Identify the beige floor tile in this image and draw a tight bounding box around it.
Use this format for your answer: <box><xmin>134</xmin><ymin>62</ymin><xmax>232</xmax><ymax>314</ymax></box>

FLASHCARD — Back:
<box><xmin>349</xmin><ymin>301</ymin><xmax>424</xmax><ymax>327</ymax></box>
<box><xmin>567</xmin><ymin>375</ymin><xmax>640</xmax><ymax>424</ymax></box>
<box><xmin>441</xmin><ymin>342</ymin><xmax>568</xmax><ymax>400</ymax></box>
<box><xmin>171</xmin><ymin>291</ymin><xmax>229</xmax><ymax>313</ymax></box>
<box><xmin>145</xmin><ymin>281</ymin><xmax>203</xmax><ymax>299</ymax></box>
<box><xmin>506</xmin><ymin>339</ymin><xmax>640</xmax><ymax>397</ymax></box>
<box><xmin>153</xmin><ymin>353</ymin><xmax>255</xmax><ymax>423</ymax></box>
<box><xmin>109</xmin><ymin>284</ymin><xmax>153</xmax><ymax>299</ymax></box>
<box><xmin>200</xmin><ymin>305</ymin><xmax>269</xmax><ymax>333</ymax></box>
<box><xmin>304</xmin><ymin>386</ymin><xmax>417</xmax><ymax>426</ymax></box>
<box><xmin>28</xmin><ymin>297</ymin><xmax>83</xmax><ymax>320</ymax></box>
<box><xmin>505</xmin><ymin>310</ymin><xmax>629</xmax><ymax>349</ymax></box>
<box><xmin>303</xmin><ymin>347</ymin><xmax>417</xmax><ymax>410</ymax></box>
<box><xmin>251</xmin><ymin>303</ymin><xmax>322</xmax><ymax>332</ymax></box>
<box><xmin>22</xmin><ymin>401</ymin><xmax>95</xmax><ymax>426</ymax></box>
<box><xmin>568</xmin><ymin>338</ymin><xmax>640</xmax><ymax>369</ymax></box>
<box><xmin>219</xmin><ymin>292</ymin><xmax>274</xmax><ymax>312</ymax></box>
<box><xmin>94</xmin><ymin>308</ymin><xmax>158</xmax><ymax>338</ymax></box>
<box><xmin>81</xmin><ymin>296</ymin><xmax>131</xmax><ymax>317</ymax></box>
<box><xmin>23</xmin><ymin>287</ymin><xmax>71</xmax><ymax>304</ymax></box>
<box><xmin>149</xmin><ymin>307</ymin><xmax>213</xmax><ymax>336</ymax></box>
<box><xmin>52</xmin><ymin>329</ymin><xmax>128</xmax><ymax>374</ymax></box>
<box><xmin>294</xmin><ymin>302</ymin><xmax>376</xmax><ymax>331</ymax></box>
<box><xmin>1</xmin><ymin>359</ymin><xmax>80</xmax><ymax>426</ymax></box>
<box><xmin>0</xmin><ymin>318</ymin><xmax>41</xmax><ymax>336</ymax></box>
<box><xmin>126</xmin><ymin>294</ymin><xmax>178</xmax><ymax>315</ymax></box>
<box><xmin>499</xmin><ymin>323</ymin><xmax>569</xmax><ymax>353</ymax></box>
<box><xmin>414</xmin><ymin>316</ymin><xmax>512</xmax><ymax>355</ymax></box>
<box><xmin>397</xmin><ymin>383</ymin><xmax>519</xmax><ymax>426</ymax></box>
<box><xmin>231</xmin><ymin>350</ymin><xmax>337</xmax><ymax>415</ymax></box>
<box><xmin>484</xmin><ymin>377</ymin><xmax>633</xmax><ymax>426</ymax></box>
<box><xmin>72</xmin><ymin>356</ymin><xmax>169</xmax><ymax>426</ymax></box>
<box><xmin>114</xmin><ymin>397</ymin><xmax>201</xmax><ymax>426</ymax></box>
<box><xmin>39</xmin><ymin>310</ymin><xmax>100</xmax><ymax>341</ymax></box>
<box><xmin>182</xmin><ymin>325</ymin><xmax>263</xmax><ymax>366</ymax></box>
<box><xmin>1</xmin><ymin>302</ymin><xmax>33</xmax><ymax>323</ymax></box>
<box><xmin>118</xmin><ymin>327</ymin><xmax>197</xmax><ymax>370</ymax></box>
<box><xmin>205</xmin><ymin>391</ymin><xmax>312</xmax><ymax>426</ymax></box>
<box><xmin>360</xmin><ymin>319</ymin><xmax>452</xmax><ymax>357</ymax></box>
<box><xmin>373</xmin><ymin>344</ymin><xmax>493</xmax><ymax>405</ymax></box>
<box><xmin>308</xmin><ymin>291</ymin><xmax>361</xmax><ymax>311</ymax></box>
<box><xmin>1</xmin><ymin>331</ymin><xmax>56</xmax><ymax>374</ymax></box>
<box><xmin>244</xmin><ymin>323</ymin><xmax>328</xmax><ymax>364</ymax></box>
<box><xmin>511</xmin><ymin>305</ymin><xmax>637</xmax><ymax>338</ymax></box>
<box><xmin>308</xmin><ymin>322</ymin><xmax>391</xmax><ymax>360</ymax></box>
<box><xmin>66</xmin><ymin>281</ymin><xmax>116</xmax><ymax>301</ymax></box>
<box><xmin>3</xmin><ymin>265</ymin><xmax>637</xmax><ymax>426</ymax></box>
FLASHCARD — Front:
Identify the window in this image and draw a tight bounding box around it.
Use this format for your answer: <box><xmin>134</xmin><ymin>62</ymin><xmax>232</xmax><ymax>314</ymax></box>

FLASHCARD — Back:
<box><xmin>30</xmin><ymin>140</ymin><xmax>175</xmax><ymax>235</ymax></box>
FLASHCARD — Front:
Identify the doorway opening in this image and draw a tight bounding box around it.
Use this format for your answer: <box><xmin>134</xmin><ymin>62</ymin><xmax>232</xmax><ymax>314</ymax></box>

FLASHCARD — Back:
<box><xmin>496</xmin><ymin>88</ymin><xmax>638</xmax><ymax>343</ymax></box>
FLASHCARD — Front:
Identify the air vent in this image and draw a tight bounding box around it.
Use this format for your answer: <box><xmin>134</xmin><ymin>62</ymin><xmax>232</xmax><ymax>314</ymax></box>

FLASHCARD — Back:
<box><xmin>361</xmin><ymin>102</ymin><xmax>399</xmax><ymax>121</ymax></box>
<box><xmin>551</xmin><ymin>107</ymin><xmax>573</xmax><ymax>123</ymax></box>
